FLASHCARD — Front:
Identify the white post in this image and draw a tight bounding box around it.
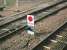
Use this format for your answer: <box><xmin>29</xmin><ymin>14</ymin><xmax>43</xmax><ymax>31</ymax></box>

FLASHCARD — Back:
<box><xmin>16</xmin><ymin>0</ymin><xmax>19</xmax><ymax>11</ymax></box>
<box><xmin>4</xmin><ymin>0</ymin><xmax>7</xmax><ymax>6</ymax></box>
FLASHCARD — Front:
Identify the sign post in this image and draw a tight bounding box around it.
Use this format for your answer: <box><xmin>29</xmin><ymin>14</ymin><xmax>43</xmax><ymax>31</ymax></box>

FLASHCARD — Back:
<box><xmin>27</xmin><ymin>15</ymin><xmax>34</xmax><ymax>35</ymax></box>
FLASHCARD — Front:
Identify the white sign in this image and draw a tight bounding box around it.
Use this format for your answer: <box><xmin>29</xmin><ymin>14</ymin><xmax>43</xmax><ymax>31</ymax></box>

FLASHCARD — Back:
<box><xmin>27</xmin><ymin>15</ymin><xmax>34</xmax><ymax>27</ymax></box>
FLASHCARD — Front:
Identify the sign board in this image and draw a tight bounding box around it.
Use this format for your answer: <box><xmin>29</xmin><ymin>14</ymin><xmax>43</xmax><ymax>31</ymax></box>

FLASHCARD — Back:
<box><xmin>27</xmin><ymin>15</ymin><xmax>34</xmax><ymax>27</ymax></box>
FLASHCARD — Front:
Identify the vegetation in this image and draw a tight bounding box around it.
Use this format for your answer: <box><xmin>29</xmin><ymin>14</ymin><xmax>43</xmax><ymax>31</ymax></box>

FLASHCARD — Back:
<box><xmin>0</xmin><ymin>0</ymin><xmax>16</xmax><ymax>7</ymax></box>
<box><xmin>6</xmin><ymin>0</ymin><xmax>16</xmax><ymax>6</ymax></box>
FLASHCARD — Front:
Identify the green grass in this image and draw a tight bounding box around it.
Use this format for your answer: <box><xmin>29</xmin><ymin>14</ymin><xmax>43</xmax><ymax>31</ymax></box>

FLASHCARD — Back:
<box><xmin>6</xmin><ymin>0</ymin><xmax>16</xmax><ymax>6</ymax></box>
<box><xmin>0</xmin><ymin>0</ymin><xmax>16</xmax><ymax>7</ymax></box>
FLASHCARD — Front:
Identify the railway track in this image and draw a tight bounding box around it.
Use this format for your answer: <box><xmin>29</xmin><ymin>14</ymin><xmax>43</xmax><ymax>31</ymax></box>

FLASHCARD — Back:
<box><xmin>0</xmin><ymin>0</ymin><xmax>65</xmax><ymax>27</ymax></box>
<box><xmin>33</xmin><ymin>23</ymin><xmax>67</xmax><ymax>50</ymax></box>
<box><xmin>0</xmin><ymin>4</ymin><xmax>67</xmax><ymax>50</ymax></box>
<box><xmin>0</xmin><ymin>0</ymin><xmax>67</xmax><ymax>39</ymax></box>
